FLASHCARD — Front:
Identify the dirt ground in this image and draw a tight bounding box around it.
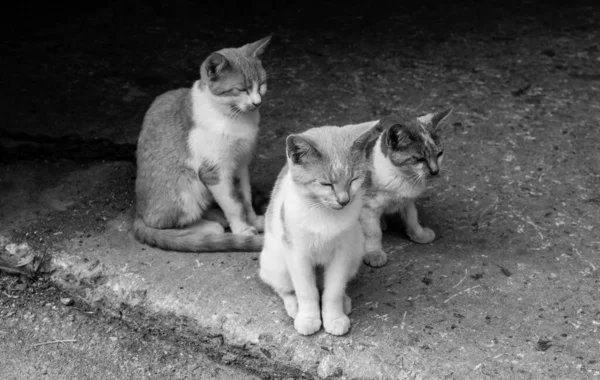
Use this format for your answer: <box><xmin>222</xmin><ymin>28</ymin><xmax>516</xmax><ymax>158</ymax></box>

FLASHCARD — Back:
<box><xmin>2</xmin><ymin>1</ymin><xmax>600</xmax><ymax>379</ymax></box>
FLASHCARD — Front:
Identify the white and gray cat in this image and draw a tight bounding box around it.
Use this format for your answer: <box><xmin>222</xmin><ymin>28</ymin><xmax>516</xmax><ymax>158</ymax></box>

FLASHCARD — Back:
<box><xmin>353</xmin><ymin>108</ymin><xmax>453</xmax><ymax>267</ymax></box>
<box><xmin>259</xmin><ymin>122</ymin><xmax>383</xmax><ymax>336</ymax></box>
<box><xmin>134</xmin><ymin>36</ymin><xmax>271</xmax><ymax>252</ymax></box>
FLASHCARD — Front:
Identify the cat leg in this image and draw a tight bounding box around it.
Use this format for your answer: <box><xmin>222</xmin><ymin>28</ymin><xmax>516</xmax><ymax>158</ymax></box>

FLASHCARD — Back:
<box><xmin>207</xmin><ymin>175</ymin><xmax>257</xmax><ymax>236</ymax></box>
<box><xmin>343</xmin><ymin>293</ymin><xmax>352</xmax><ymax>315</ymax></box>
<box><xmin>259</xmin><ymin>243</ymin><xmax>298</xmax><ymax>318</ymax></box>
<box><xmin>400</xmin><ymin>199</ymin><xmax>435</xmax><ymax>244</ymax></box>
<box><xmin>321</xmin><ymin>245</ymin><xmax>362</xmax><ymax>336</ymax></box>
<box><xmin>361</xmin><ymin>208</ymin><xmax>388</xmax><ymax>267</ymax></box>
<box><xmin>203</xmin><ymin>207</ymin><xmax>229</xmax><ymax>229</ymax></box>
<box><xmin>380</xmin><ymin>215</ymin><xmax>388</xmax><ymax>231</ymax></box>
<box><xmin>287</xmin><ymin>254</ymin><xmax>321</xmax><ymax>336</ymax></box>
<box><xmin>238</xmin><ymin>165</ymin><xmax>264</xmax><ymax>232</ymax></box>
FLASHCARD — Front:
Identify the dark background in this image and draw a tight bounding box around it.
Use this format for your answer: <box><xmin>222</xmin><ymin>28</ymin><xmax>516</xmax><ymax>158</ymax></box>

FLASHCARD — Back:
<box><xmin>1</xmin><ymin>0</ymin><xmax>598</xmax><ymax>162</ymax></box>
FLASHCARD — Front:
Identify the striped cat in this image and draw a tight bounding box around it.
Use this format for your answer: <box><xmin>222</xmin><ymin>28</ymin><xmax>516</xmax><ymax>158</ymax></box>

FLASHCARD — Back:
<box><xmin>350</xmin><ymin>108</ymin><xmax>453</xmax><ymax>267</ymax></box>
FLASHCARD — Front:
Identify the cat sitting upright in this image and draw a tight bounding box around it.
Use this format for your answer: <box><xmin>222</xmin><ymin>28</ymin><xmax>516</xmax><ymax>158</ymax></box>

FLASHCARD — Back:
<box><xmin>357</xmin><ymin>108</ymin><xmax>453</xmax><ymax>267</ymax></box>
<box><xmin>259</xmin><ymin>122</ymin><xmax>383</xmax><ymax>336</ymax></box>
<box><xmin>134</xmin><ymin>36</ymin><xmax>271</xmax><ymax>252</ymax></box>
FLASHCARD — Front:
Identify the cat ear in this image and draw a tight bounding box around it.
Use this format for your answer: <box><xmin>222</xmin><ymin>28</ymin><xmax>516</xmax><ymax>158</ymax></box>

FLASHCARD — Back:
<box><xmin>203</xmin><ymin>53</ymin><xmax>229</xmax><ymax>80</ymax></box>
<box><xmin>243</xmin><ymin>35</ymin><xmax>272</xmax><ymax>58</ymax></box>
<box><xmin>386</xmin><ymin>124</ymin><xmax>413</xmax><ymax>149</ymax></box>
<box><xmin>286</xmin><ymin>134</ymin><xmax>321</xmax><ymax>164</ymax></box>
<box><xmin>351</xmin><ymin>121</ymin><xmax>385</xmax><ymax>153</ymax></box>
<box><xmin>417</xmin><ymin>107</ymin><xmax>453</xmax><ymax>132</ymax></box>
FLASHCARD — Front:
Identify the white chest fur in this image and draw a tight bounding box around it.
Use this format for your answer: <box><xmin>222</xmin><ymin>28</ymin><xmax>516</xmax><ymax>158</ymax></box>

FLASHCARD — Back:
<box><xmin>187</xmin><ymin>84</ymin><xmax>259</xmax><ymax>172</ymax></box>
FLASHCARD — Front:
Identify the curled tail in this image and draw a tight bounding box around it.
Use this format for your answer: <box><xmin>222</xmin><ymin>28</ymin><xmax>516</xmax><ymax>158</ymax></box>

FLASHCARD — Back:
<box><xmin>133</xmin><ymin>217</ymin><xmax>263</xmax><ymax>252</ymax></box>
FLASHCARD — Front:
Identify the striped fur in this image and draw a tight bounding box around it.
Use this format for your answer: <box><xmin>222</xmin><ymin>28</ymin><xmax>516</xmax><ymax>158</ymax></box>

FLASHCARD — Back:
<box><xmin>344</xmin><ymin>108</ymin><xmax>453</xmax><ymax>267</ymax></box>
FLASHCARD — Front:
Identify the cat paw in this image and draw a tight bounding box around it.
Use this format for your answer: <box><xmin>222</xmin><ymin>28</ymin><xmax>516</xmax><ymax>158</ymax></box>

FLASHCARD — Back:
<box><xmin>363</xmin><ymin>250</ymin><xmax>388</xmax><ymax>268</ymax></box>
<box><xmin>294</xmin><ymin>315</ymin><xmax>322</xmax><ymax>336</ymax></box>
<box><xmin>323</xmin><ymin>315</ymin><xmax>351</xmax><ymax>336</ymax></box>
<box><xmin>343</xmin><ymin>294</ymin><xmax>352</xmax><ymax>315</ymax></box>
<box><xmin>203</xmin><ymin>220</ymin><xmax>226</xmax><ymax>235</ymax></box>
<box><xmin>253</xmin><ymin>215</ymin><xmax>265</xmax><ymax>233</ymax></box>
<box><xmin>233</xmin><ymin>226</ymin><xmax>258</xmax><ymax>236</ymax></box>
<box><xmin>408</xmin><ymin>227</ymin><xmax>436</xmax><ymax>244</ymax></box>
<box><xmin>283</xmin><ymin>297</ymin><xmax>298</xmax><ymax>319</ymax></box>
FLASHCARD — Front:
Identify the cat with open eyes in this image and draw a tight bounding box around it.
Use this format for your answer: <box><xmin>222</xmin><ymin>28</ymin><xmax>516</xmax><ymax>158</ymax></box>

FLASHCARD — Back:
<box><xmin>134</xmin><ymin>36</ymin><xmax>271</xmax><ymax>252</ymax></box>
<box><xmin>344</xmin><ymin>108</ymin><xmax>453</xmax><ymax>267</ymax></box>
<box><xmin>259</xmin><ymin>122</ymin><xmax>383</xmax><ymax>336</ymax></box>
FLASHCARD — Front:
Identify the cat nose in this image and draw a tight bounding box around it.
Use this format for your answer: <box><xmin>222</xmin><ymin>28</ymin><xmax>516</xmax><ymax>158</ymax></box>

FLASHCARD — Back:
<box><xmin>430</xmin><ymin>168</ymin><xmax>439</xmax><ymax>176</ymax></box>
<box><xmin>337</xmin><ymin>199</ymin><xmax>350</xmax><ymax>207</ymax></box>
<box><xmin>336</xmin><ymin>193</ymin><xmax>350</xmax><ymax>207</ymax></box>
<box><xmin>252</xmin><ymin>100</ymin><xmax>262</xmax><ymax>108</ymax></box>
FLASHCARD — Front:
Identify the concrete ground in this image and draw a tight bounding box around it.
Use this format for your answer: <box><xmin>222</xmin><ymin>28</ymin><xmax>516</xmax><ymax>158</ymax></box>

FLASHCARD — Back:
<box><xmin>2</xmin><ymin>2</ymin><xmax>600</xmax><ymax>379</ymax></box>
<box><xmin>0</xmin><ymin>276</ymin><xmax>263</xmax><ymax>380</ymax></box>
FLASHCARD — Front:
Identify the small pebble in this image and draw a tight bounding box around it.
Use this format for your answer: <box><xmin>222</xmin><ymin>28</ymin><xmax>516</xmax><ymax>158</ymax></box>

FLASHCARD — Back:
<box><xmin>60</xmin><ymin>298</ymin><xmax>74</xmax><ymax>306</ymax></box>
<box><xmin>549</xmin><ymin>272</ymin><xmax>557</xmax><ymax>279</ymax></box>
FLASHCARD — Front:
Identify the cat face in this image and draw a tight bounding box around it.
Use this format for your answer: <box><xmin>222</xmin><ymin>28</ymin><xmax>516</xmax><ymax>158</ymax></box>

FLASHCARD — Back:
<box><xmin>381</xmin><ymin>108</ymin><xmax>453</xmax><ymax>189</ymax></box>
<box><xmin>200</xmin><ymin>36</ymin><xmax>271</xmax><ymax>115</ymax></box>
<box><xmin>286</xmin><ymin>126</ymin><xmax>381</xmax><ymax>210</ymax></box>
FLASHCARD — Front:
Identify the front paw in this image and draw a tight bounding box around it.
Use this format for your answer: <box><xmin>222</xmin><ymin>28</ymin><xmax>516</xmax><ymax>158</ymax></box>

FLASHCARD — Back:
<box><xmin>408</xmin><ymin>227</ymin><xmax>435</xmax><ymax>244</ymax></box>
<box><xmin>294</xmin><ymin>315</ymin><xmax>322</xmax><ymax>336</ymax></box>
<box><xmin>231</xmin><ymin>222</ymin><xmax>258</xmax><ymax>236</ymax></box>
<box><xmin>239</xmin><ymin>226</ymin><xmax>258</xmax><ymax>236</ymax></box>
<box><xmin>363</xmin><ymin>250</ymin><xmax>388</xmax><ymax>268</ymax></box>
<box><xmin>253</xmin><ymin>215</ymin><xmax>265</xmax><ymax>233</ymax></box>
<box><xmin>323</xmin><ymin>315</ymin><xmax>351</xmax><ymax>336</ymax></box>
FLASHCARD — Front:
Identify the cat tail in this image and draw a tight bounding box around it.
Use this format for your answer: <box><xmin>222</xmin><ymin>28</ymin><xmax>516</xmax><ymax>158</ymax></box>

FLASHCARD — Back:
<box><xmin>133</xmin><ymin>217</ymin><xmax>263</xmax><ymax>252</ymax></box>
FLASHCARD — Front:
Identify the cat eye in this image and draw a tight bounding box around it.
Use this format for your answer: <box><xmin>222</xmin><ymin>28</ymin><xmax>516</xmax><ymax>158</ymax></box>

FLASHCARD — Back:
<box><xmin>437</xmin><ymin>151</ymin><xmax>444</xmax><ymax>157</ymax></box>
<box><xmin>414</xmin><ymin>157</ymin><xmax>427</xmax><ymax>163</ymax></box>
<box><xmin>349</xmin><ymin>177</ymin><xmax>360</xmax><ymax>183</ymax></box>
<box><xmin>319</xmin><ymin>182</ymin><xmax>333</xmax><ymax>188</ymax></box>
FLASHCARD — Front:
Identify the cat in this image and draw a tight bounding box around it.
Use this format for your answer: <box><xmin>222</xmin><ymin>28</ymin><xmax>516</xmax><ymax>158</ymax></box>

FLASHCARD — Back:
<box><xmin>259</xmin><ymin>122</ymin><xmax>383</xmax><ymax>336</ymax></box>
<box><xmin>133</xmin><ymin>36</ymin><xmax>272</xmax><ymax>252</ymax></box>
<box><xmin>353</xmin><ymin>108</ymin><xmax>453</xmax><ymax>267</ymax></box>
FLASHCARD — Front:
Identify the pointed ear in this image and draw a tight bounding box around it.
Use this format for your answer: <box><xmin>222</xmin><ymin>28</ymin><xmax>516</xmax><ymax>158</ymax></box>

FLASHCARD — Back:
<box><xmin>286</xmin><ymin>134</ymin><xmax>320</xmax><ymax>165</ymax></box>
<box><xmin>417</xmin><ymin>107</ymin><xmax>453</xmax><ymax>132</ymax></box>
<box><xmin>351</xmin><ymin>121</ymin><xmax>385</xmax><ymax>153</ymax></box>
<box><xmin>385</xmin><ymin>124</ymin><xmax>413</xmax><ymax>149</ymax></box>
<box><xmin>203</xmin><ymin>53</ymin><xmax>229</xmax><ymax>80</ymax></box>
<box><xmin>243</xmin><ymin>35</ymin><xmax>272</xmax><ymax>58</ymax></box>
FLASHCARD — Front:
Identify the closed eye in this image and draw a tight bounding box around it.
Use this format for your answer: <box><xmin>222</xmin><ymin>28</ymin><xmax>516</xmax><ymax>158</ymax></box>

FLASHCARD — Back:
<box><xmin>349</xmin><ymin>177</ymin><xmax>360</xmax><ymax>183</ymax></box>
<box><xmin>319</xmin><ymin>182</ymin><xmax>333</xmax><ymax>187</ymax></box>
<box><xmin>414</xmin><ymin>156</ymin><xmax>427</xmax><ymax>163</ymax></box>
<box><xmin>437</xmin><ymin>151</ymin><xmax>444</xmax><ymax>157</ymax></box>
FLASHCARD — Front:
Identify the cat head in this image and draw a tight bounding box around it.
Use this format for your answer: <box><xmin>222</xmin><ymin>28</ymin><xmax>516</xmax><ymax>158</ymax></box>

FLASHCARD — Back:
<box><xmin>380</xmin><ymin>107</ymin><xmax>453</xmax><ymax>186</ymax></box>
<box><xmin>285</xmin><ymin>124</ymin><xmax>382</xmax><ymax>210</ymax></box>
<box><xmin>199</xmin><ymin>36</ymin><xmax>271</xmax><ymax>114</ymax></box>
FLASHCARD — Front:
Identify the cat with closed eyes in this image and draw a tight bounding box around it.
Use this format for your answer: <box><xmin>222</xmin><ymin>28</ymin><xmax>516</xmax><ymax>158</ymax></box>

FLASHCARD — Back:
<box><xmin>352</xmin><ymin>108</ymin><xmax>453</xmax><ymax>267</ymax></box>
<box><xmin>134</xmin><ymin>36</ymin><xmax>271</xmax><ymax>252</ymax></box>
<box><xmin>259</xmin><ymin>122</ymin><xmax>383</xmax><ymax>336</ymax></box>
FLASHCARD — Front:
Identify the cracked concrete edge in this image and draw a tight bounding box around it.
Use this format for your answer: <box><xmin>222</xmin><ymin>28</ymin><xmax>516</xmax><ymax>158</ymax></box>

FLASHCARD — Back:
<box><xmin>50</xmin><ymin>251</ymin><xmax>423</xmax><ymax>380</ymax></box>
